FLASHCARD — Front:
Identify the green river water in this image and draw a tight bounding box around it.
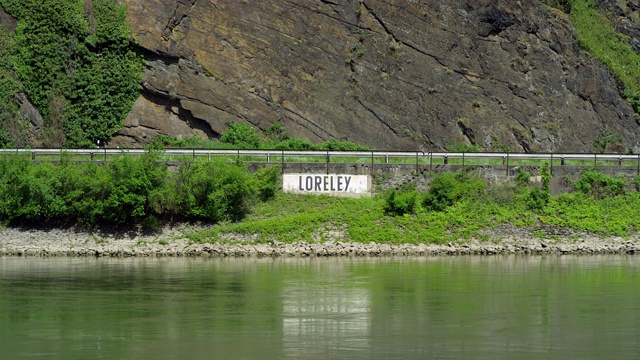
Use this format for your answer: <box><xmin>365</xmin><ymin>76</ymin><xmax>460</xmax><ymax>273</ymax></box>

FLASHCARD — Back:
<box><xmin>1</xmin><ymin>255</ymin><xmax>639</xmax><ymax>359</ymax></box>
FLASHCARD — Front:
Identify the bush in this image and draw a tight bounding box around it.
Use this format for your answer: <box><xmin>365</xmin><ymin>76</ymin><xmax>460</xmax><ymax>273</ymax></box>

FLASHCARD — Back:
<box><xmin>384</xmin><ymin>187</ymin><xmax>419</xmax><ymax>216</ymax></box>
<box><xmin>159</xmin><ymin>158</ymin><xmax>259</xmax><ymax>222</ymax></box>
<box><xmin>0</xmin><ymin>152</ymin><xmax>275</xmax><ymax>226</ymax></box>
<box><xmin>423</xmin><ymin>171</ymin><xmax>485</xmax><ymax>211</ymax></box>
<box><xmin>526</xmin><ymin>187</ymin><xmax>549</xmax><ymax>211</ymax></box>
<box><xmin>254</xmin><ymin>165</ymin><xmax>281</xmax><ymax>201</ymax></box>
<box><xmin>574</xmin><ymin>168</ymin><xmax>626</xmax><ymax>199</ymax></box>
<box><xmin>264</xmin><ymin>122</ymin><xmax>290</xmax><ymax>142</ymax></box>
<box><xmin>0</xmin><ymin>155</ymin><xmax>59</xmax><ymax>223</ymax></box>
<box><xmin>514</xmin><ymin>167</ymin><xmax>532</xmax><ymax>187</ymax></box>
<box><xmin>220</xmin><ymin>122</ymin><xmax>260</xmax><ymax>149</ymax></box>
<box><xmin>316</xmin><ymin>138</ymin><xmax>370</xmax><ymax>151</ymax></box>
<box><xmin>262</xmin><ymin>138</ymin><xmax>315</xmax><ymax>150</ymax></box>
<box><xmin>447</xmin><ymin>142</ymin><xmax>482</xmax><ymax>153</ymax></box>
<box><xmin>525</xmin><ymin>162</ymin><xmax>551</xmax><ymax>211</ymax></box>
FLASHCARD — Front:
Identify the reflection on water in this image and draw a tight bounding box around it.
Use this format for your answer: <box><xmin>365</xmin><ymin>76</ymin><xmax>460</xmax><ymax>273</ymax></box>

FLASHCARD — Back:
<box><xmin>282</xmin><ymin>261</ymin><xmax>371</xmax><ymax>358</ymax></box>
<box><xmin>1</xmin><ymin>256</ymin><xmax>639</xmax><ymax>359</ymax></box>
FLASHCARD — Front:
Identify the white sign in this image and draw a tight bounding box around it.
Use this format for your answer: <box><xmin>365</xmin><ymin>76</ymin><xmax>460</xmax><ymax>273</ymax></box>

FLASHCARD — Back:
<box><xmin>283</xmin><ymin>174</ymin><xmax>371</xmax><ymax>197</ymax></box>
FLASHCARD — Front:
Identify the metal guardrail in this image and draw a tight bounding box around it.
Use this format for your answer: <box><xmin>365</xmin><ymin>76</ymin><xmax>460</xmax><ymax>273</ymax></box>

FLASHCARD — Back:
<box><xmin>1</xmin><ymin>149</ymin><xmax>639</xmax><ymax>175</ymax></box>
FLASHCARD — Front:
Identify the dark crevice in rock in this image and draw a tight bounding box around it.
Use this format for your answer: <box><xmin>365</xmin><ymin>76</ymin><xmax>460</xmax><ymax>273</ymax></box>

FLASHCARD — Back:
<box><xmin>457</xmin><ymin>121</ymin><xmax>477</xmax><ymax>145</ymax></box>
<box><xmin>141</xmin><ymin>47</ymin><xmax>181</xmax><ymax>65</ymax></box>
<box><xmin>363</xmin><ymin>2</ymin><xmax>450</xmax><ymax>70</ymax></box>
<box><xmin>356</xmin><ymin>98</ymin><xmax>398</xmax><ymax>137</ymax></box>
<box><xmin>163</xmin><ymin>0</ymin><xmax>199</xmax><ymax>40</ymax></box>
<box><xmin>361</xmin><ymin>2</ymin><xmax>400</xmax><ymax>44</ymax></box>
<box><xmin>282</xmin><ymin>0</ymin><xmax>362</xmax><ymax>30</ymax></box>
<box><xmin>282</xmin><ymin>107</ymin><xmax>332</xmax><ymax>140</ymax></box>
<box><xmin>139</xmin><ymin>90</ymin><xmax>217</xmax><ymax>139</ymax></box>
<box><xmin>477</xmin><ymin>4</ymin><xmax>520</xmax><ymax>37</ymax></box>
<box><xmin>512</xmin><ymin>128</ymin><xmax>532</xmax><ymax>153</ymax></box>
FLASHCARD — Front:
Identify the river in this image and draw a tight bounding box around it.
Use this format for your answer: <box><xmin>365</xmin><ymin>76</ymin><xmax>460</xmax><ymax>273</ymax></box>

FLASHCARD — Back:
<box><xmin>1</xmin><ymin>255</ymin><xmax>639</xmax><ymax>359</ymax></box>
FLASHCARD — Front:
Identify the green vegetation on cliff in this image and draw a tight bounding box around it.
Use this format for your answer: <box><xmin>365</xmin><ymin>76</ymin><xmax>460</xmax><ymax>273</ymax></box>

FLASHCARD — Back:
<box><xmin>0</xmin><ymin>0</ymin><xmax>143</xmax><ymax>148</ymax></box>
<box><xmin>544</xmin><ymin>0</ymin><xmax>640</xmax><ymax>113</ymax></box>
<box><xmin>152</xmin><ymin>122</ymin><xmax>371</xmax><ymax>151</ymax></box>
<box><xmin>0</xmin><ymin>28</ymin><xmax>22</xmax><ymax>147</ymax></box>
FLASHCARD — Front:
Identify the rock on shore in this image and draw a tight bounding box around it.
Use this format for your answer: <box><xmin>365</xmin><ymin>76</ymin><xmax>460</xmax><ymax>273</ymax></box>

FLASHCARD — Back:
<box><xmin>1</xmin><ymin>225</ymin><xmax>639</xmax><ymax>257</ymax></box>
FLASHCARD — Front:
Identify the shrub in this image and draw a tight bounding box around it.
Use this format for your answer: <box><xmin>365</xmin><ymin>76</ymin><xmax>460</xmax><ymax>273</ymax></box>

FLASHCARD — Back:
<box><xmin>0</xmin><ymin>155</ymin><xmax>59</xmax><ymax>223</ymax></box>
<box><xmin>253</xmin><ymin>165</ymin><xmax>281</xmax><ymax>201</ymax></box>
<box><xmin>423</xmin><ymin>171</ymin><xmax>485</xmax><ymax>211</ymax></box>
<box><xmin>95</xmin><ymin>151</ymin><xmax>168</xmax><ymax>224</ymax></box>
<box><xmin>264</xmin><ymin>122</ymin><xmax>290</xmax><ymax>142</ymax></box>
<box><xmin>514</xmin><ymin>167</ymin><xmax>532</xmax><ymax>187</ymax></box>
<box><xmin>163</xmin><ymin>158</ymin><xmax>259</xmax><ymax>222</ymax></box>
<box><xmin>220</xmin><ymin>122</ymin><xmax>260</xmax><ymax>149</ymax></box>
<box><xmin>574</xmin><ymin>168</ymin><xmax>626</xmax><ymax>199</ymax></box>
<box><xmin>384</xmin><ymin>187</ymin><xmax>419</xmax><ymax>216</ymax></box>
<box><xmin>526</xmin><ymin>187</ymin><xmax>549</xmax><ymax>211</ymax></box>
<box><xmin>262</xmin><ymin>138</ymin><xmax>315</xmax><ymax>150</ymax></box>
<box><xmin>316</xmin><ymin>138</ymin><xmax>370</xmax><ymax>151</ymax></box>
<box><xmin>447</xmin><ymin>142</ymin><xmax>482</xmax><ymax>153</ymax></box>
<box><xmin>526</xmin><ymin>162</ymin><xmax>551</xmax><ymax>210</ymax></box>
<box><xmin>0</xmin><ymin>152</ymin><xmax>270</xmax><ymax>226</ymax></box>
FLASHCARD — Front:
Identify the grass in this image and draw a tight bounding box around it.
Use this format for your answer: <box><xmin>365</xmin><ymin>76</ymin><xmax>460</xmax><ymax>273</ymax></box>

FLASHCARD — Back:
<box><xmin>183</xmin><ymin>169</ymin><xmax>640</xmax><ymax>245</ymax></box>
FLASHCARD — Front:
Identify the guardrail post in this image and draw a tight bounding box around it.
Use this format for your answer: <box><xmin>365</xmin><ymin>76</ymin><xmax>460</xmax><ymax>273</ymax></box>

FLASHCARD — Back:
<box><xmin>104</xmin><ymin>148</ymin><xmax>107</xmax><ymax>161</ymax></box>
<box><xmin>193</xmin><ymin>149</ymin><xmax>196</xmax><ymax>160</ymax></box>
<box><xmin>444</xmin><ymin>155</ymin><xmax>448</xmax><ymax>165</ymax></box>
<box><xmin>619</xmin><ymin>156</ymin><xmax>622</xmax><ymax>166</ymax></box>
<box><xmin>281</xmin><ymin>150</ymin><xmax>284</xmax><ymax>175</ymax></box>
<box><xmin>594</xmin><ymin>154</ymin><xmax>597</xmax><ymax>168</ymax></box>
<box><xmin>326</xmin><ymin>151</ymin><xmax>330</xmax><ymax>175</ymax></box>
<box><xmin>550</xmin><ymin>154</ymin><xmax>553</xmax><ymax>175</ymax></box>
<box><xmin>371</xmin><ymin>151</ymin><xmax>374</xmax><ymax>177</ymax></box>
<box><xmin>90</xmin><ymin>152</ymin><xmax>94</xmax><ymax>161</ymax></box>
<box><xmin>505</xmin><ymin>154</ymin><xmax>509</xmax><ymax>176</ymax></box>
<box><xmin>267</xmin><ymin>151</ymin><xmax>270</xmax><ymax>163</ymax></box>
<box><xmin>415</xmin><ymin>151</ymin><xmax>419</xmax><ymax>173</ymax></box>
<box><xmin>637</xmin><ymin>154</ymin><xmax>639</xmax><ymax>176</ymax></box>
<box><xmin>429</xmin><ymin>152</ymin><xmax>432</xmax><ymax>173</ymax></box>
<box><xmin>385</xmin><ymin>154</ymin><xmax>389</xmax><ymax>164</ymax></box>
<box><xmin>31</xmin><ymin>151</ymin><xmax>35</xmax><ymax>161</ymax></box>
<box><xmin>462</xmin><ymin>152</ymin><xmax>465</xmax><ymax>169</ymax></box>
<box><xmin>561</xmin><ymin>156</ymin><xmax>565</xmax><ymax>166</ymax></box>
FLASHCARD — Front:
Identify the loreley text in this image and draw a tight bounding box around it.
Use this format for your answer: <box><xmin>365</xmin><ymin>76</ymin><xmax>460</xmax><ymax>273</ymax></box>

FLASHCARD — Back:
<box><xmin>282</xmin><ymin>174</ymin><xmax>371</xmax><ymax>197</ymax></box>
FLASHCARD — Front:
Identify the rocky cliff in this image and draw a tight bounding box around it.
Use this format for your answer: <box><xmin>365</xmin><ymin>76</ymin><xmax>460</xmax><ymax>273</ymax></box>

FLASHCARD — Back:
<box><xmin>110</xmin><ymin>0</ymin><xmax>639</xmax><ymax>152</ymax></box>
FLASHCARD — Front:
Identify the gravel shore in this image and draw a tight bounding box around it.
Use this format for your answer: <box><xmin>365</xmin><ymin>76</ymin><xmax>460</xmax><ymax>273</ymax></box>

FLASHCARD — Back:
<box><xmin>1</xmin><ymin>224</ymin><xmax>639</xmax><ymax>257</ymax></box>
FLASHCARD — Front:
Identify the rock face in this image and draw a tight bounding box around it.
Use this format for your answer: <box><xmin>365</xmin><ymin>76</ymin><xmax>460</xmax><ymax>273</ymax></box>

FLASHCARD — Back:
<box><xmin>112</xmin><ymin>1</ymin><xmax>639</xmax><ymax>151</ymax></box>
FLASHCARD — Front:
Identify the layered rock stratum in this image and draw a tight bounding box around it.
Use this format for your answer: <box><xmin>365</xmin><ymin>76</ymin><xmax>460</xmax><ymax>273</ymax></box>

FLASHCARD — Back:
<box><xmin>109</xmin><ymin>0</ymin><xmax>640</xmax><ymax>152</ymax></box>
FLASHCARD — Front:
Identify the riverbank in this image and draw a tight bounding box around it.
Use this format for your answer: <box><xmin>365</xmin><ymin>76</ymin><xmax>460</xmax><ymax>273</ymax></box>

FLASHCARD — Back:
<box><xmin>1</xmin><ymin>225</ymin><xmax>639</xmax><ymax>257</ymax></box>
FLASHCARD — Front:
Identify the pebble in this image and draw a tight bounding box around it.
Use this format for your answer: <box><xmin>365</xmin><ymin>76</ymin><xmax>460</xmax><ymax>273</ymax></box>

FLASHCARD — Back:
<box><xmin>1</xmin><ymin>225</ymin><xmax>639</xmax><ymax>257</ymax></box>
